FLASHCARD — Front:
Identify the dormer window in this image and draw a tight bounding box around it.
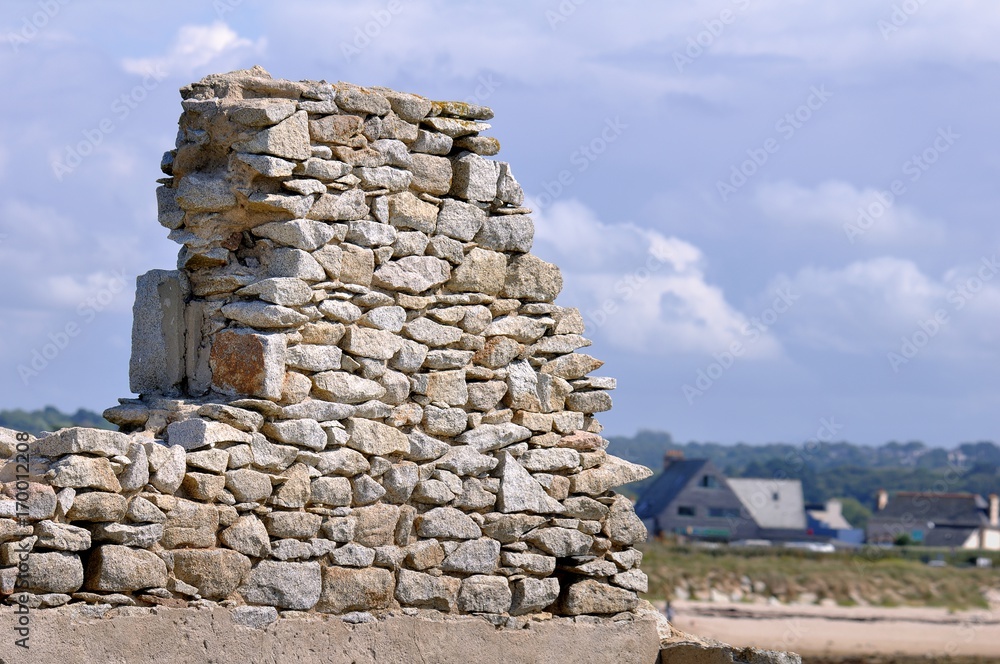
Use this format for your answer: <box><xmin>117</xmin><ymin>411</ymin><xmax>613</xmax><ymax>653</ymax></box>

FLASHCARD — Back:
<box><xmin>701</xmin><ymin>475</ymin><xmax>719</xmax><ymax>488</ymax></box>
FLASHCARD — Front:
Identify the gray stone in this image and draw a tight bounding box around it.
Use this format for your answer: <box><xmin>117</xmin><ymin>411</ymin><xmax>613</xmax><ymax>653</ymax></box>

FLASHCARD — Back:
<box><xmin>311</xmin><ymin>477</ymin><xmax>353</xmax><ymax>507</ymax></box>
<box><xmin>389</xmin><ymin>339</ymin><xmax>429</xmax><ymax>372</ymax></box>
<box><xmin>319</xmin><ymin>299</ymin><xmax>362</xmax><ymax>323</ymax></box>
<box><xmin>519</xmin><ymin>448</ymin><xmax>581</xmax><ymax>473</ymax></box>
<box><xmin>603</xmin><ymin>495</ymin><xmax>647</xmax><ymax>545</ymax></box>
<box><xmin>85</xmin><ymin>545</ymin><xmax>167</xmax><ymax>593</ymax></box>
<box><xmin>234</xmin><ymin>110</ymin><xmax>311</xmax><ymax>160</ymax></box>
<box><xmin>395</xmin><ymin>569</ymin><xmax>460</xmax><ymax>611</ymax></box>
<box><xmin>411</xmin><ymin>479</ymin><xmax>455</xmax><ymax>505</ymax></box>
<box><xmin>318</xmin><ymin>566</ymin><xmax>394</xmax><ymax>613</ymax></box>
<box><xmin>342</xmin><ymin>326</ymin><xmax>404</xmax><ymax>360</ymax></box>
<box><xmin>130</xmin><ymin>270</ymin><xmax>186</xmax><ymax>395</ymax></box>
<box><xmin>422</xmin><ymin>406</ymin><xmax>468</xmax><ymax>437</ymax></box>
<box><xmin>467</xmin><ymin>381</ymin><xmax>509</xmax><ymax>411</ymax></box>
<box><xmin>382</xmin><ymin>463</ymin><xmax>419</xmax><ymax>503</ymax></box>
<box><xmin>502</xmin><ymin>254</ymin><xmax>563</xmax><ymax>302</ymax></box>
<box><xmin>458</xmin><ymin>575</ymin><xmax>511</xmax><ymax>614</ymax></box>
<box><xmin>268</xmin><ymin>247</ymin><xmax>327</xmax><ymax>282</ymax></box>
<box><xmin>565</xmin><ymin>391</ymin><xmax>613</xmax><ymax>413</ymax></box>
<box><xmin>405</xmin><ymin>431</ymin><xmax>450</xmax><ymax>462</ymax></box>
<box><xmin>309</xmin><ymin>190</ymin><xmax>369</xmax><ymax>222</ymax></box>
<box><xmin>330</xmin><ymin>542</ymin><xmax>377</xmax><ymax>567</ymax></box>
<box><xmin>352</xmin><ymin>474</ymin><xmax>387</xmax><ymax>506</ymax></box>
<box><xmin>224</xmin><ymin>469</ymin><xmax>272</xmax><ymax>503</ymax></box>
<box><xmin>416</xmin><ymin>507</ymin><xmax>481</xmax><ymax>540</ymax></box>
<box><xmin>231</xmin><ymin>605</ymin><xmax>279</xmax><ymax>630</ymax></box>
<box><xmin>562</xmin><ymin>496</ymin><xmax>609</xmax><ymax>521</ymax></box>
<box><xmin>264</xmin><ymin>512</ymin><xmax>322</xmax><ymax>539</ymax></box>
<box><xmin>496</xmin><ymin>163</ymin><xmax>523</xmax><ymax>204</ymax></box>
<box><xmin>35</xmin><ymin>428</ymin><xmax>130</xmax><ymax>458</ymax></box>
<box><xmin>409</xmin><ymin>154</ymin><xmax>453</xmax><ymax>195</ymax></box>
<box><xmin>458</xmin><ymin>424</ymin><xmax>531</xmax><ymax>453</ymax></box>
<box><xmin>148</xmin><ymin>444</ymin><xmax>187</xmax><ymax>494</ymax></box>
<box><xmin>176</xmin><ymin>173</ymin><xmax>236</xmax><ymax>212</ymax></box>
<box><xmin>344</xmin><ymin>418</ymin><xmax>409</xmax><ymax>456</ymax></box>
<box><xmin>359</xmin><ymin>306</ymin><xmax>406</xmax><ymax>333</ymax></box>
<box><xmin>356</xmin><ymin>166</ymin><xmax>412</xmax><ymax>192</ymax></box>
<box><xmin>248</xmin><ymin>434</ymin><xmax>298</xmax><ymax>471</ymax></box>
<box><xmin>221</xmin><ymin>515</ymin><xmax>271</xmax><ymax>558</ymax></box>
<box><xmin>436</xmin><ymin>446</ymin><xmax>498</xmax><ymax>476</ymax></box>
<box><xmin>472</xmin><ymin>337</ymin><xmax>521</xmax><ymax>370</ymax></box>
<box><xmin>286</xmin><ymin>344</ymin><xmax>342</xmax><ymax>372</ymax></box>
<box><xmin>47</xmin><ymin>457</ymin><xmax>120</xmax><ymax>492</ymax></box>
<box><xmin>450</xmin><ymin>151</ymin><xmax>500</xmax><ymax>202</ymax></box>
<box><xmin>300</xmin><ymin>157</ymin><xmax>352</xmax><ymax>181</ymax></box>
<box><xmin>510</xmin><ymin>577</ymin><xmax>560</xmax><ymax>616</ymax></box>
<box><xmin>611</xmin><ymin>569</ymin><xmax>648</xmax><ymax>593</ymax></box>
<box><xmin>412</xmin><ymin>370</ymin><xmax>468</xmax><ymax>406</ymax></box>
<box><xmin>196</xmin><ymin>405</ymin><xmax>265</xmax><ymax>433</ymax></box>
<box><xmin>33</xmin><ymin>521</ymin><xmax>91</xmax><ymax>551</ymax></box>
<box><xmin>424</xmin><ymin>349</ymin><xmax>475</xmax><ymax>370</ymax></box>
<box><xmin>559</xmin><ymin>579</ymin><xmax>638</xmax><ymax>616</ymax></box>
<box><xmin>23</xmin><ymin>552</ymin><xmax>84</xmax><ymax>593</ymax></box>
<box><xmin>494</xmin><ymin>452</ymin><xmax>565</xmax><ymax>515</ymax></box>
<box><xmin>426</xmin><ymin>235</ymin><xmax>464</xmax><ymax>264</ymax></box>
<box><xmin>125</xmin><ymin>496</ymin><xmax>165</xmax><ymax>523</ymax></box>
<box><xmin>483</xmin><ymin>317</ymin><xmax>547</xmax><ymax>343</ymax></box>
<box><xmin>525</xmin><ymin>528</ymin><xmax>593</xmax><ymax>557</ymax></box>
<box><xmin>411</xmin><ymin>129</ymin><xmax>453</xmax><ymax>154</ymax></box>
<box><xmin>501</xmin><ymin>552</ymin><xmax>556</xmax><ymax>576</ymax></box>
<box><xmin>388</xmin><ymin>191</ymin><xmax>438</xmax><ymax>233</ymax></box>
<box><xmin>168</xmin><ymin>419</ymin><xmax>252</xmax><ymax>451</ymax></box>
<box><xmin>404</xmin><ymin>317</ymin><xmax>463</xmax><ymax>347</ymax></box>
<box><xmin>540</xmin><ymin>354</ymin><xmax>604</xmax><ymax>380</ymax></box>
<box><xmin>441</xmin><ymin>538</ymin><xmax>500</xmax><ymax>574</ymax></box>
<box><xmin>229</xmin><ymin>100</ymin><xmax>297</xmax><ymax>127</ymax></box>
<box><xmin>393</xmin><ymin>231</ymin><xmax>430</xmax><ymax>257</ymax></box>
<box><xmin>474</xmin><ymin>215</ymin><xmax>534</xmax><ymax>253</ymax></box>
<box><xmin>239</xmin><ymin>560</ymin><xmax>321</xmax><ymax>610</ymax></box>
<box><xmin>374</xmin><ymin>256</ymin><xmax>451</xmax><ymax>294</ymax></box>
<box><xmin>569</xmin><ymin>455</ymin><xmax>652</xmax><ymax>495</ymax></box>
<box><xmin>436</xmin><ymin>199</ymin><xmax>486</xmax><ymax>241</ymax></box>
<box><xmin>448</xmin><ymin>248</ymin><xmax>506</xmax><ymax>295</ymax></box>
<box><xmin>312</xmin><ymin>372</ymin><xmax>387</xmax><ymax>403</ymax></box>
<box><xmin>347</xmin><ymin>220</ymin><xmax>397</xmax><ymax>247</ymax></box>
<box><xmin>173</xmin><ymin>549</ymin><xmax>252</xmax><ymax>600</ymax></box>
<box><xmin>254</xmin><ymin>220</ymin><xmax>337</xmax><ymax>251</ymax></box>
<box><xmin>281</xmin><ymin>399</ymin><xmax>355</xmax><ymax>421</ymax></box>
<box><xmin>262</xmin><ymin>419</ymin><xmax>327</xmax><ymax>451</ymax></box>
<box><xmin>236</xmin><ymin>153</ymin><xmax>296</xmax><ymax>177</ymax></box>
<box><xmin>314</xmin><ymin>448</ymin><xmax>370</xmax><ymax>477</ymax></box>
<box><xmin>222</xmin><ymin>301</ymin><xmax>309</xmax><ymax>328</ymax></box>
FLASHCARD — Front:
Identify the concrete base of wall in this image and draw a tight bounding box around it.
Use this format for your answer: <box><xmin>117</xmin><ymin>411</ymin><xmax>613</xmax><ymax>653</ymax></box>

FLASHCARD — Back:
<box><xmin>2</xmin><ymin>606</ymin><xmax>663</xmax><ymax>664</ymax></box>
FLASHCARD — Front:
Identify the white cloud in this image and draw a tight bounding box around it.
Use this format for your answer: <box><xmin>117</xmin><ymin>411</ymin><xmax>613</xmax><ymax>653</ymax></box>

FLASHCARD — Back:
<box><xmin>529</xmin><ymin>198</ymin><xmax>782</xmax><ymax>358</ymax></box>
<box><xmin>775</xmin><ymin>256</ymin><xmax>1000</xmax><ymax>358</ymax></box>
<box><xmin>122</xmin><ymin>22</ymin><xmax>266</xmax><ymax>78</ymax></box>
<box><xmin>754</xmin><ymin>180</ymin><xmax>945</xmax><ymax>246</ymax></box>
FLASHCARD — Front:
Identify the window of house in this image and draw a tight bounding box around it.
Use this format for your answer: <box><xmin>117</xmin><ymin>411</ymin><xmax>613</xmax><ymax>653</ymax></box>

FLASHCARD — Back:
<box><xmin>677</xmin><ymin>506</ymin><xmax>696</xmax><ymax>517</ymax></box>
<box><xmin>700</xmin><ymin>475</ymin><xmax>720</xmax><ymax>488</ymax></box>
<box><xmin>709</xmin><ymin>507</ymin><xmax>741</xmax><ymax>519</ymax></box>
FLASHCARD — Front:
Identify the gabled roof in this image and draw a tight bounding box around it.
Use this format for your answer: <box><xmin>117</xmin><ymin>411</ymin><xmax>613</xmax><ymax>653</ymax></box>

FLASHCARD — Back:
<box><xmin>875</xmin><ymin>492</ymin><xmax>988</xmax><ymax>527</ymax></box>
<box><xmin>634</xmin><ymin>459</ymin><xmax>709</xmax><ymax>519</ymax></box>
<box><xmin>807</xmin><ymin>500</ymin><xmax>853</xmax><ymax>530</ymax></box>
<box><xmin>728</xmin><ymin>478</ymin><xmax>806</xmax><ymax>530</ymax></box>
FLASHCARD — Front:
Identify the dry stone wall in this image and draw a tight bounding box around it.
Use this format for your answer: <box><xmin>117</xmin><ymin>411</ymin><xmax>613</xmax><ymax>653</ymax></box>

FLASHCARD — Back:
<box><xmin>0</xmin><ymin>67</ymin><xmax>653</xmax><ymax>622</ymax></box>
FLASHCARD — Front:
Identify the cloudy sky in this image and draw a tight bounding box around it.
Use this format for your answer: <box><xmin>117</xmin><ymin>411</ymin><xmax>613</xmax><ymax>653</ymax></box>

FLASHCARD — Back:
<box><xmin>1</xmin><ymin>0</ymin><xmax>998</xmax><ymax>446</ymax></box>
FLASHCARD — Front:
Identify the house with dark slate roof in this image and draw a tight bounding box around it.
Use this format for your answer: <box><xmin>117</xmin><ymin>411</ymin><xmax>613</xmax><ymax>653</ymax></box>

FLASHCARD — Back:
<box><xmin>634</xmin><ymin>455</ymin><xmax>760</xmax><ymax>541</ymax></box>
<box><xmin>867</xmin><ymin>491</ymin><xmax>1000</xmax><ymax>550</ymax></box>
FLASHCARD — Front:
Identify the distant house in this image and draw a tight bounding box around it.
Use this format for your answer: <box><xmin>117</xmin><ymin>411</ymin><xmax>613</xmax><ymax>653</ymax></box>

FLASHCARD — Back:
<box><xmin>806</xmin><ymin>499</ymin><xmax>864</xmax><ymax>545</ymax></box>
<box><xmin>634</xmin><ymin>455</ymin><xmax>758</xmax><ymax>541</ymax></box>
<box><xmin>728</xmin><ymin>478</ymin><xmax>807</xmax><ymax>542</ymax></box>
<box><xmin>867</xmin><ymin>491</ymin><xmax>1000</xmax><ymax>550</ymax></box>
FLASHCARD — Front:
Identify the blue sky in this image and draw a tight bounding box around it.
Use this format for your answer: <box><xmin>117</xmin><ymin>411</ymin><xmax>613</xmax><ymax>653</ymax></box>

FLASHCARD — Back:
<box><xmin>2</xmin><ymin>0</ymin><xmax>999</xmax><ymax>446</ymax></box>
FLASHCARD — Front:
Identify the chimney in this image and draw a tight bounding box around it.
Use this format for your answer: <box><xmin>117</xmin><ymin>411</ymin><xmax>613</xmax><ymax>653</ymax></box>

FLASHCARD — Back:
<box><xmin>877</xmin><ymin>489</ymin><xmax>889</xmax><ymax>511</ymax></box>
<box><xmin>664</xmin><ymin>449</ymin><xmax>684</xmax><ymax>470</ymax></box>
<box><xmin>989</xmin><ymin>494</ymin><xmax>999</xmax><ymax>527</ymax></box>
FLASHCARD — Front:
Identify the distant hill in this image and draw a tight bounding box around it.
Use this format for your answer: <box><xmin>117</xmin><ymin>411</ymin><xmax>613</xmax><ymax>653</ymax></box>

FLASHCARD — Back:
<box><xmin>0</xmin><ymin>406</ymin><xmax>114</xmax><ymax>437</ymax></box>
<box><xmin>608</xmin><ymin>431</ymin><xmax>1000</xmax><ymax>515</ymax></box>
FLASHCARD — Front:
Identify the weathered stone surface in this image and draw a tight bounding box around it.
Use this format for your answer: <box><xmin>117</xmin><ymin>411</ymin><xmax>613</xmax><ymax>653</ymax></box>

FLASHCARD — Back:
<box><xmin>494</xmin><ymin>452</ymin><xmax>565</xmax><ymax>514</ymax></box>
<box><xmin>405</xmin><ymin>431</ymin><xmax>450</xmax><ymax>462</ymax></box>
<box><xmin>309</xmin><ymin>190</ymin><xmax>369</xmax><ymax>222</ymax></box>
<box><xmin>526</xmin><ymin>527</ymin><xmax>593</xmax><ymax>557</ymax></box>
<box><xmin>519</xmin><ymin>448</ymin><xmax>581</xmax><ymax>473</ymax></box>
<box><xmin>22</xmin><ymin>552</ymin><xmax>84</xmax><ymax>593</ymax></box>
<box><xmin>47</xmin><ymin>457</ymin><xmax>120</xmax><ymax>492</ymax></box>
<box><xmin>234</xmin><ymin>110</ymin><xmax>311</xmax><ymax>160</ymax></box>
<box><xmin>475</xmin><ymin>216</ymin><xmax>534</xmax><ymax>253</ymax></box>
<box><xmin>173</xmin><ymin>549</ymin><xmax>252</xmax><ymax>600</ymax></box>
<box><xmin>176</xmin><ymin>174</ymin><xmax>236</xmax><ymax>212</ymax></box>
<box><xmin>448</xmin><ymin>248</ymin><xmax>506</xmax><ymax>295</ymax></box>
<box><xmin>502</xmin><ymin>254</ymin><xmax>563</xmax><ymax>302</ymax></box>
<box><xmin>415</xmin><ymin>507</ymin><xmax>481</xmax><ymax>539</ymax></box>
<box><xmin>35</xmin><ymin>428</ymin><xmax>130</xmax><ymax>458</ymax></box>
<box><xmin>352</xmin><ymin>504</ymin><xmax>401</xmax><ymax>548</ymax></box>
<box><xmin>90</xmin><ymin>522</ymin><xmax>163</xmax><ymax>548</ymax></box>
<box><xmin>85</xmin><ymin>545</ymin><xmax>167</xmax><ymax>592</ymax></box>
<box><xmin>409</xmin><ymin>154</ymin><xmax>452</xmax><ymax>195</ymax></box>
<box><xmin>262</xmin><ymin>419</ymin><xmax>327</xmax><ymax>451</ymax></box>
<box><xmin>33</xmin><ymin>521</ymin><xmax>91</xmax><ymax>551</ymax></box>
<box><xmin>388</xmin><ymin>191</ymin><xmax>438</xmax><ymax>233</ymax></box>
<box><xmin>345</xmin><ymin>418</ymin><xmax>409</xmax><ymax>456</ymax></box>
<box><xmin>611</xmin><ymin>569</ymin><xmax>648</xmax><ymax>593</ymax></box>
<box><xmin>239</xmin><ymin>560</ymin><xmax>321</xmax><ymax>610</ymax></box>
<box><xmin>569</xmin><ymin>455</ymin><xmax>652</xmax><ymax>495</ymax></box>
<box><xmin>441</xmin><ymin>538</ymin><xmax>500</xmax><ymax>574</ymax></box>
<box><xmin>565</xmin><ymin>391</ymin><xmax>613</xmax><ymax>414</ymax></box>
<box><xmin>229</xmin><ymin>99</ymin><xmax>297</xmax><ymax>127</ymax></box>
<box><xmin>221</xmin><ymin>515</ymin><xmax>272</xmax><ymax>558</ymax></box>
<box><xmin>310</xmin><ymin>476</ymin><xmax>353</xmax><ymax>506</ymax></box>
<box><xmin>148</xmin><ymin>444</ymin><xmax>187</xmax><ymax>494</ymax></box>
<box><xmin>404</xmin><ymin>317</ymin><xmax>463</xmax><ymax>347</ymax></box>
<box><xmin>395</xmin><ymin>569</ymin><xmax>460</xmax><ymax>611</ymax></box>
<box><xmin>254</xmin><ymin>220</ymin><xmax>337</xmax><ymax>251</ymax></box>
<box><xmin>130</xmin><ymin>270</ymin><xmax>186</xmax><ymax>395</ymax></box>
<box><xmin>65</xmin><ymin>493</ymin><xmax>127</xmax><ymax>522</ymax></box>
<box><xmin>286</xmin><ymin>344</ymin><xmax>342</xmax><ymax>372</ymax></box>
<box><xmin>559</xmin><ymin>579</ymin><xmax>638</xmax><ymax>616</ymax></box>
<box><xmin>313</xmin><ymin>372</ymin><xmax>386</xmax><ymax>403</ymax></box>
<box><xmin>603</xmin><ymin>495</ymin><xmax>647</xmax><ymax>545</ymax></box>
<box><xmin>436</xmin><ymin>446</ymin><xmax>498</xmax><ymax>476</ymax></box>
<box><xmin>315</xmin><ymin>448</ymin><xmax>370</xmax><ymax>477</ymax></box>
<box><xmin>168</xmin><ymin>419</ymin><xmax>252</xmax><ymax>451</ymax></box>
<box><xmin>343</xmin><ymin>326</ymin><xmax>404</xmax><ymax>360</ymax></box>
<box><xmin>318</xmin><ymin>566</ymin><xmax>394</xmax><ymax>613</ymax></box>
<box><xmin>458</xmin><ymin>575</ymin><xmax>511</xmax><ymax>614</ymax></box>
<box><xmin>374</xmin><ymin>256</ymin><xmax>451</xmax><ymax>294</ymax></box>
<box><xmin>225</xmin><ymin>469</ymin><xmax>273</xmax><ymax>502</ymax></box>
<box><xmin>458</xmin><ymin>424</ymin><xmax>532</xmax><ymax>453</ymax></box>
<box><xmin>210</xmin><ymin>329</ymin><xmax>287</xmax><ymax>400</ymax></box>
<box><xmin>511</xmin><ymin>577</ymin><xmax>560</xmax><ymax>615</ymax></box>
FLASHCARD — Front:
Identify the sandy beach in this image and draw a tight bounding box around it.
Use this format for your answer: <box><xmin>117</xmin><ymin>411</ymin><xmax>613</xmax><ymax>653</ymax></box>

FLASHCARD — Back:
<box><xmin>667</xmin><ymin>599</ymin><xmax>1000</xmax><ymax>661</ymax></box>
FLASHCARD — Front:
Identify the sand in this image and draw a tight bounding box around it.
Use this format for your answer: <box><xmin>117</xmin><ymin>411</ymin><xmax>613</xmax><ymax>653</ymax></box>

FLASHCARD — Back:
<box><xmin>666</xmin><ymin>599</ymin><xmax>1000</xmax><ymax>659</ymax></box>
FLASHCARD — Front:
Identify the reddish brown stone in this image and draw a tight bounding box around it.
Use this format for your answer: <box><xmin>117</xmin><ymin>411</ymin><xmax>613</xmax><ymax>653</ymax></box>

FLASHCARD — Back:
<box><xmin>210</xmin><ymin>329</ymin><xmax>285</xmax><ymax>399</ymax></box>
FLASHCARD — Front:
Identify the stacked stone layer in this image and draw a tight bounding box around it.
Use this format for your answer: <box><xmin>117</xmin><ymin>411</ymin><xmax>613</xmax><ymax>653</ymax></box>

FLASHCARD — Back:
<box><xmin>0</xmin><ymin>67</ymin><xmax>652</xmax><ymax>620</ymax></box>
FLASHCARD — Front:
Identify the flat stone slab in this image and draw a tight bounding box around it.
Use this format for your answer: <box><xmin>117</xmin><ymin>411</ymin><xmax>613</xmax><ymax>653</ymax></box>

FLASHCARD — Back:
<box><xmin>3</xmin><ymin>606</ymin><xmax>661</xmax><ymax>664</ymax></box>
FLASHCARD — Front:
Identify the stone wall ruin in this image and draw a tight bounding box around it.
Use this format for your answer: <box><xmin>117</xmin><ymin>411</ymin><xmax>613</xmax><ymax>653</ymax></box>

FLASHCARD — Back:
<box><xmin>0</xmin><ymin>66</ymin><xmax>655</xmax><ymax>623</ymax></box>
